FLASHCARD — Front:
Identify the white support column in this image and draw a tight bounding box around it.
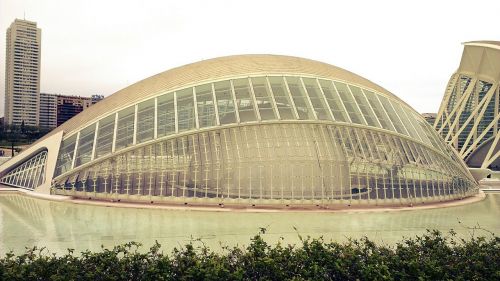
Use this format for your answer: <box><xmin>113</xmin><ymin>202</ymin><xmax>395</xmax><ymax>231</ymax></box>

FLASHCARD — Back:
<box><xmin>34</xmin><ymin>153</ymin><xmax>47</xmax><ymax>188</ymax></box>
<box><xmin>111</xmin><ymin>112</ymin><xmax>118</xmax><ymax>153</ymax></box>
<box><xmin>456</xmin><ymin>84</ymin><xmax>496</xmax><ymax>153</ymax></box>
<box><xmin>373</xmin><ymin>93</ymin><xmax>396</xmax><ymax>131</ymax></box>
<box><xmin>444</xmin><ymin>78</ymin><xmax>478</xmax><ymax>141</ymax></box>
<box><xmin>495</xmin><ymin>85</ymin><xmax>499</xmax><ymax>132</ymax></box>
<box><xmin>484</xmin><ymin>149</ymin><xmax>500</xmax><ymax>169</ymax></box>
<box><xmin>229</xmin><ymin>80</ymin><xmax>241</xmax><ymax>123</ymax></box>
<box><xmin>283</xmin><ymin>76</ymin><xmax>300</xmax><ymax>119</ymax></box>
<box><xmin>399</xmin><ymin>106</ymin><xmax>424</xmax><ymax>143</ymax></box>
<box><xmin>91</xmin><ymin>121</ymin><xmax>99</xmax><ymax>161</ymax></box>
<box><xmin>353</xmin><ymin>129</ymin><xmax>367</xmax><ymax>159</ymax></box>
<box><xmin>299</xmin><ymin>77</ymin><xmax>318</xmax><ymax>120</ymax></box>
<box><xmin>462</xmin><ymin>113</ymin><xmax>500</xmax><ymax>156</ymax></box>
<box><xmin>30</xmin><ymin>156</ymin><xmax>40</xmax><ymax>188</ymax></box>
<box><xmin>338</xmin><ymin>128</ymin><xmax>353</xmax><ymax>203</ymax></box>
<box><xmin>174</xmin><ymin>92</ymin><xmax>178</xmax><ymax>134</ymax></box>
<box><xmin>265</xmin><ymin>76</ymin><xmax>281</xmax><ymax>120</ymax></box>
<box><xmin>315</xmin><ymin>78</ymin><xmax>335</xmax><ymax>121</ymax></box>
<box><xmin>331</xmin><ymin>81</ymin><xmax>352</xmax><ymax>123</ymax></box>
<box><xmin>211</xmin><ymin>83</ymin><xmax>220</xmax><ymax>126</ymax></box>
<box><xmin>71</xmin><ymin>131</ymin><xmax>80</xmax><ymax>170</ymax></box>
<box><xmin>154</xmin><ymin>97</ymin><xmax>158</xmax><ymax>139</ymax></box>
<box><xmin>439</xmin><ymin>78</ymin><xmax>477</xmax><ymax>136</ymax></box>
<box><xmin>482</xmin><ymin>131</ymin><xmax>500</xmax><ymax>168</ymax></box>
<box><xmin>22</xmin><ymin>156</ymin><xmax>35</xmax><ymax>187</ymax></box>
<box><xmin>434</xmin><ymin>74</ymin><xmax>459</xmax><ymax>128</ymax></box>
<box><xmin>387</xmin><ymin>100</ymin><xmax>411</xmax><ymax>136</ymax></box>
<box><xmin>247</xmin><ymin>77</ymin><xmax>262</xmax><ymax>121</ymax></box>
<box><xmin>193</xmin><ymin>87</ymin><xmax>200</xmax><ymax>129</ymax></box>
<box><xmin>133</xmin><ymin>104</ymin><xmax>138</xmax><ymax>145</ymax></box>
<box><xmin>346</xmin><ymin>85</ymin><xmax>368</xmax><ymax>125</ymax></box>
<box><xmin>16</xmin><ymin>159</ymin><xmax>27</xmax><ymax>187</ymax></box>
<box><xmin>361</xmin><ymin>89</ymin><xmax>383</xmax><ymax>128</ymax></box>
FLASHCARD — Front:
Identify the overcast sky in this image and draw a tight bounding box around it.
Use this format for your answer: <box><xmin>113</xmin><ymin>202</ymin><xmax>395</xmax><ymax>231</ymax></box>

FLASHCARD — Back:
<box><xmin>1</xmin><ymin>0</ymin><xmax>499</xmax><ymax>116</ymax></box>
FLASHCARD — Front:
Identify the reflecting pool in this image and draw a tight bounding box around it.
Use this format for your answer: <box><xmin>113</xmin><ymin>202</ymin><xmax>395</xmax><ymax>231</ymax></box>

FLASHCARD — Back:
<box><xmin>1</xmin><ymin>193</ymin><xmax>499</xmax><ymax>255</ymax></box>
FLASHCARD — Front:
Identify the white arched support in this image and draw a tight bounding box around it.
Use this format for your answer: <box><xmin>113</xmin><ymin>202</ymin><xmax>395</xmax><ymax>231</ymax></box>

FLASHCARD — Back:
<box><xmin>0</xmin><ymin>131</ymin><xmax>64</xmax><ymax>194</ymax></box>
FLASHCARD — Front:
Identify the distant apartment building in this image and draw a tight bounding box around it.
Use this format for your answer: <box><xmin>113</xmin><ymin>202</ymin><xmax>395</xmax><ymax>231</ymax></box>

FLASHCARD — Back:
<box><xmin>57</xmin><ymin>95</ymin><xmax>92</xmax><ymax>126</ymax></box>
<box><xmin>91</xmin><ymin>94</ymin><xmax>104</xmax><ymax>104</ymax></box>
<box><xmin>4</xmin><ymin>19</ymin><xmax>41</xmax><ymax>126</ymax></box>
<box><xmin>56</xmin><ymin>94</ymin><xmax>103</xmax><ymax>126</ymax></box>
<box><xmin>421</xmin><ymin>113</ymin><xmax>437</xmax><ymax>126</ymax></box>
<box><xmin>39</xmin><ymin>93</ymin><xmax>57</xmax><ymax>128</ymax></box>
<box><xmin>38</xmin><ymin>93</ymin><xmax>104</xmax><ymax>129</ymax></box>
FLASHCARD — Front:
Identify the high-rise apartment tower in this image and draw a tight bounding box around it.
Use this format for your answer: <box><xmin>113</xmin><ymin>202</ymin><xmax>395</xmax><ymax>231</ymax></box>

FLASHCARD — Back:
<box><xmin>4</xmin><ymin>19</ymin><xmax>41</xmax><ymax>126</ymax></box>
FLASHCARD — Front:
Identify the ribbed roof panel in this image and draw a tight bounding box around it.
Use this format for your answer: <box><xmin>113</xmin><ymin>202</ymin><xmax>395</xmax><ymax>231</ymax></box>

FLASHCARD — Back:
<box><xmin>40</xmin><ymin>54</ymin><xmax>408</xmax><ymax>140</ymax></box>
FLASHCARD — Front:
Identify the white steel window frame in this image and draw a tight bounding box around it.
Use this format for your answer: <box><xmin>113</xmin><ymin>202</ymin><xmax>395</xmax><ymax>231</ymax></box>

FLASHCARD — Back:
<box><xmin>53</xmin><ymin>74</ymin><xmax>454</xmax><ymax>180</ymax></box>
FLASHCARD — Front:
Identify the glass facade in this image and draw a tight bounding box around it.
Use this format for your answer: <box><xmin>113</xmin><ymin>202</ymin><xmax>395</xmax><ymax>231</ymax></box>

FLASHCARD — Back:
<box><xmin>43</xmin><ymin>74</ymin><xmax>476</xmax><ymax>205</ymax></box>
<box><xmin>137</xmin><ymin>99</ymin><xmax>155</xmax><ymax>143</ymax></box>
<box><xmin>95</xmin><ymin>114</ymin><xmax>115</xmax><ymax>159</ymax></box>
<box><xmin>52</xmin><ymin>123</ymin><xmax>474</xmax><ymax>203</ymax></box>
<box><xmin>435</xmin><ymin>73</ymin><xmax>499</xmax><ymax>170</ymax></box>
<box><xmin>115</xmin><ymin>106</ymin><xmax>135</xmax><ymax>150</ymax></box>
<box><xmin>74</xmin><ymin>123</ymin><xmax>96</xmax><ymax>167</ymax></box>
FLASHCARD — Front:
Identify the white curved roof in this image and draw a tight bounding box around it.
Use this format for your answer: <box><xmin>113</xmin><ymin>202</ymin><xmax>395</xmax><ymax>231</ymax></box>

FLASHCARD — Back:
<box><xmin>43</xmin><ymin>54</ymin><xmax>408</xmax><ymax>140</ymax></box>
<box><xmin>464</xmin><ymin>40</ymin><xmax>500</xmax><ymax>50</ymax></box>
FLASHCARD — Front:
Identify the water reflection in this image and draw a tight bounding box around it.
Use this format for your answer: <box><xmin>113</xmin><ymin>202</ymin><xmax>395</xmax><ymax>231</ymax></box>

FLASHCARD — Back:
<box><xmin>1</xmin><ymin>194</ymin><xmax>499</xmax><ymax>255</ymax></box>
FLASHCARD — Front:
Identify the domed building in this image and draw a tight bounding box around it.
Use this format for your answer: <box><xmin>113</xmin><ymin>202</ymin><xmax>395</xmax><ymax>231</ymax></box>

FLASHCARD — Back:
<box><xmin>0</xmin><ymin>55</ymin><xmax>478</xmax><ymax>206</ymax></box>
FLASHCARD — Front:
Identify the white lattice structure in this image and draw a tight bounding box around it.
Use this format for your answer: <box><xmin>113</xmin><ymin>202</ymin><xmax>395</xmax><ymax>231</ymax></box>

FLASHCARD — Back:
<box><xmin>0</xmin><ymin>55</ymin><xmax>478</xmax><ymax>206</ymax></box>
<box><xmin>0</xmin><ymin>151</ymin><xmax>47</xmax><ymax>190</ymax></box>
<box><xmin>435</xmin><ymin>41</ymin><xmax>500</xmax><ymax>171</ymax></box>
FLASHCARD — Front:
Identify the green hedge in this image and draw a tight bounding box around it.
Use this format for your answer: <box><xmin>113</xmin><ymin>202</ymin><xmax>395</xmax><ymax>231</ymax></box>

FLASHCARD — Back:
<box><xmin>1</xmin><ymin>229</ymin><xmax>499</xmax><ymax>280</ymax></box>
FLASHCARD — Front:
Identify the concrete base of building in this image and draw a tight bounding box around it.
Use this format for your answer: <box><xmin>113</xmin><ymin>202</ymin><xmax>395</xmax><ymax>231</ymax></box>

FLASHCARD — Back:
<box><xmin>469</xmin><ymin>168</ymin><xmax>492</xmax><ymax>181</ymax></box>
<box><xmin>0</xmin><ymin>184</ymin><xmax>487</xmax><ymax>213</ymax></box>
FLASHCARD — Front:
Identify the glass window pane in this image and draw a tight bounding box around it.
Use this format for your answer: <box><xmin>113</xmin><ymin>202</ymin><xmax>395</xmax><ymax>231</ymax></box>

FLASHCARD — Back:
<box><xmin>359</xmin><ymin>130</ymin><xmax>374</xmax><ymax>159</ymax></box>
<box><xmin>196</xmin><ymin>83</ymin><xmax>217</xmax><ymax>128</ymax></box>
<box><xmin>250</xmin><ymin>77</ymin><xmax>277</xmax><ymax>120</ymax></box>
<box><xmin>395</xmin><ymin>138</ymin><xmax>411</xmax><ymax>164</ymax></box>
<box><xmin>157</xmin><ymin>93</ymin><xmax>175</xmax><ymax>137</ymax></box>
<box><xmin>268</xmin><ymin>76</ymin><xmax>295</xmax><ymax>120</ymax></box>
<box><xmin>75</xmin><ymin>124</ymin><xmax>96</xmax><ymax>167</ymax></box>
<box><xmin>393</xmin><ymin>103</ymin><xmax>424</xmax><ymax>143</ymax></box>
<box><xmin>363</xmin><ymin>89</ymin><xmax>396</xmax><ymax>132</ymax></box>
<box><xmin>302</xmin><ymin>78</ymin><xmax>332</xmax><ymax>120</ymax></box>
<box><xmin>349</xmin><ymin>85</ymin><xmax>379</xmax><ymax>128</ymax></box>
<box><xmin>285</xmin><ymin>76</ymin><xmax>314</xmax><ymax>120</ymax></box>
<box><xmin>334</xmin><ymin>81</ymin><xmax>365</xmax><ymax>125</ymax></box>
<box><xmin>55</xmin><ymin>134</ymin><xmax>77</xmax><ymax>176</ymax></box>
<box><xmin>177</xmin><ymin>88</ymin><xmax>195</xmax><ymax>132</ymax></box>
<box><xmin>318</xmin><ymin>79</ymin><xmax>349</xmax><ymax>122</ymax></box>
<box><xmin>377</xmin><ymin>95</ymin><xmax>408</xmax><ymax>136</ymax></box>
<box><xmin>408</xmin><ymin>111</ymin><xmax>431</xmax><ymax>145</ymax></box>
<box><xmin>137</xmin><ymin>99</ymin><xmax>155</xmax><ymax>143</ymax></box>
<box><xmin>416</xmin><ymin>113</ymin><xmax>446</xmax><ymax>151</ymax></box>
<box><xmin>115</xmin><ymin>106</ymin><xmax>135</xmax><ymax>150</ymax></box>
<box><xmin>214</xmin><ymin>81</ymin><xmax>237</xmax><ymax>125</ymax></box>
<box><xmin>95</xmin><ymin>114</ymin><xmax>115</xmax><ymax>158</ymax></box>
<box><xmin>389</xmin><ymin>100</ymin><xmax>417</xmax><ymax>139</ymax></box>
<box><xmin>232</xmin><ymin>78</ymin><xmax>257</xmax><ymax>122</ymax></box>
